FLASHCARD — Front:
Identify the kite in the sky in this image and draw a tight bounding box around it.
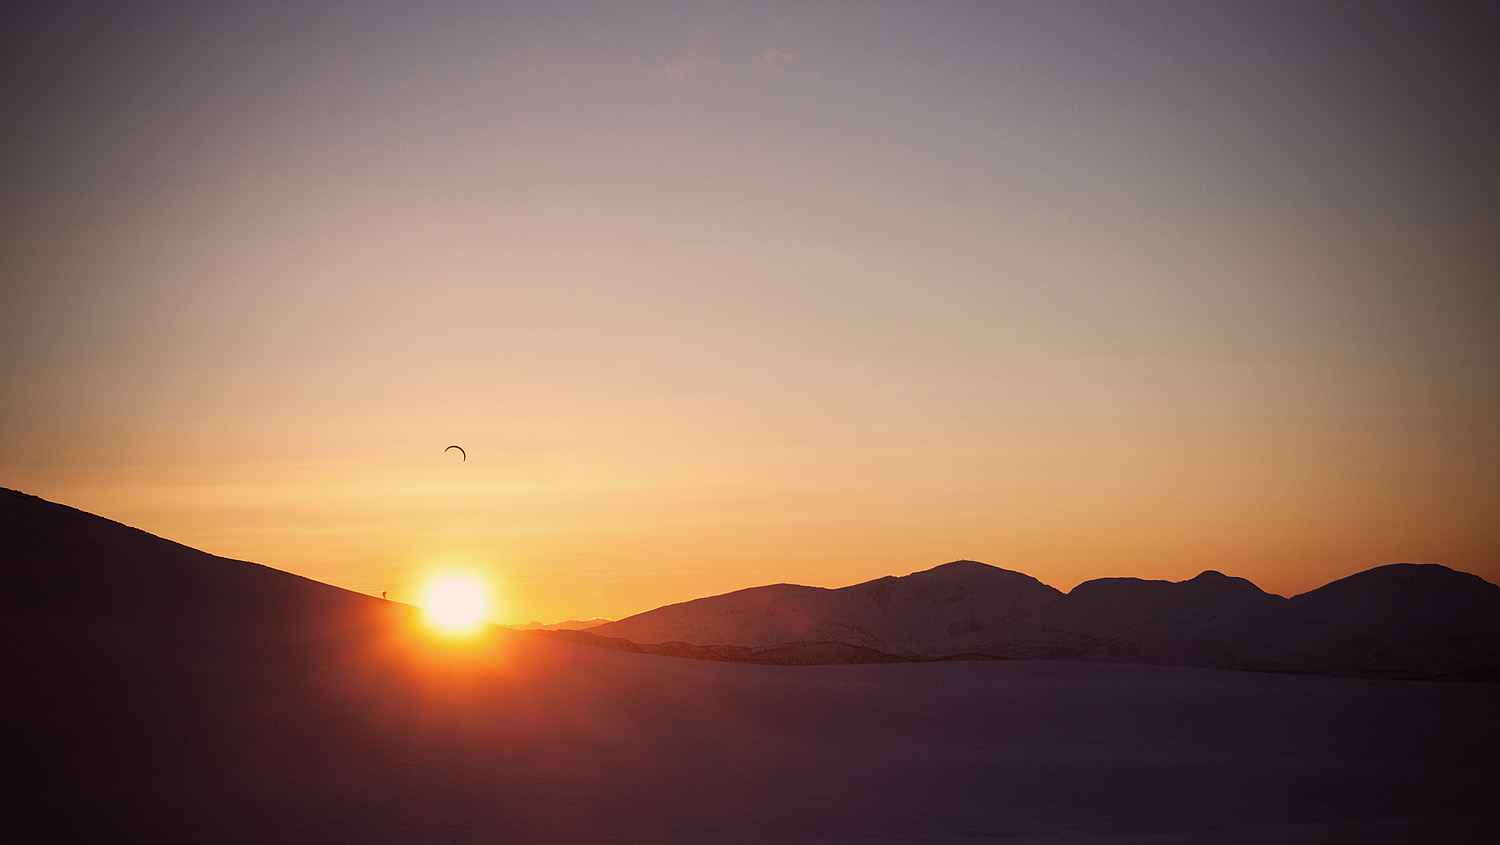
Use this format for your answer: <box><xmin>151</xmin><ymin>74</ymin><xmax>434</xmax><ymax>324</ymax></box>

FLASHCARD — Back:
<box><xmin>445</xmin><ymin>445</ymin><xmax>466</xmax><ymax>461</ymax></box>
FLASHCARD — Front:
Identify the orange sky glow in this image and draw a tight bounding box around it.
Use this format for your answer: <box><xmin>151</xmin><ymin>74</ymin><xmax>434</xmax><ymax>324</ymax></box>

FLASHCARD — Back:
<box><xmin>3</xmin><ymin>2</ymin><xmax>1496</xmax><ymax>624</ymax></box>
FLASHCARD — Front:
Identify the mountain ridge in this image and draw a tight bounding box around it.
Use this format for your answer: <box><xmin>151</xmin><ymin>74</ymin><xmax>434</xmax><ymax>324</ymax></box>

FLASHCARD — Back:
<box><xmin>585</xmin><ymin>558</ymin><xmax>1500</xmax><ymax>680</ymax></box>
<box><xmin>6</xmin><ymin>487</ymin><xmax>1496</xmax><ymax>680</ymax></box>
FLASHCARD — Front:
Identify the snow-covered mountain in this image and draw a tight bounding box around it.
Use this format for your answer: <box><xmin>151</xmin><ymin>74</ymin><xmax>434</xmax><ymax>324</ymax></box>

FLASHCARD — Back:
<box><xmin>589</xmin><ymin>560</ymin><xmax>1062</xmax><ymax>657</ymax></box>
<box><xmin>1273</xmin><ymin>564</ymin><xmax>1500</xmax><ymax>678</ymax></box>
<box><xmin>581</xmin><ymin>560</ymin><xmax>1500</xmax><ymax>680</ymax></box>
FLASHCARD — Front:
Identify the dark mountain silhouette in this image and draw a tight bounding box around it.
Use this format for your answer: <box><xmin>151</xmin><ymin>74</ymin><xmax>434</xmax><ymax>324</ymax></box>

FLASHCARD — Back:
<box><xmin>1274</xmin><ymin>563</ymin><xmax>1500</xmax><ymax>678</ymax></box>
<box><xmin>580</xmin><ymin>559</ymin><xmax>1500</xmax><ymax>680</ymax></box>
<box><xmin>3</xmin><ymin>488</ymin><xmax>382</xmax><ymax>631</ymax></box>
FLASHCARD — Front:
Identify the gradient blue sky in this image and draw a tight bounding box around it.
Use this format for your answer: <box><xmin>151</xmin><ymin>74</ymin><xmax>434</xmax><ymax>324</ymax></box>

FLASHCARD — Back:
<box><xmin>3</xmin><ymin>1</ymin><xmax>1497</xmax><ymax>623</ymax></box>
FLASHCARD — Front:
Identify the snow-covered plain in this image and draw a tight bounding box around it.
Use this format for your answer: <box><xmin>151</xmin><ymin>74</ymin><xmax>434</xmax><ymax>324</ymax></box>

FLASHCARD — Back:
<box><xmin>6</xmin><ymin>489</ymin><xmax>1498</xmax><ymax>842</ymax></box>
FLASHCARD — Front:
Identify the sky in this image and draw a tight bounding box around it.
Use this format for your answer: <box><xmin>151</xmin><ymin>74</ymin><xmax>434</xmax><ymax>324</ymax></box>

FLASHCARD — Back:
<box><xmin>3</xmin><ymin>1</ymin><xmax>1497</xmax><ymax>625</ymax></box>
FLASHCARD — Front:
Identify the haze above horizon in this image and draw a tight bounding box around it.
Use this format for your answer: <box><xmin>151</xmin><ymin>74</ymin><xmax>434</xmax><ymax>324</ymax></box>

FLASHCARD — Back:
<box><xmin>3</xmin><ymin>2</ymin><xmax>1496</xmax><ymax>625</ymax></box>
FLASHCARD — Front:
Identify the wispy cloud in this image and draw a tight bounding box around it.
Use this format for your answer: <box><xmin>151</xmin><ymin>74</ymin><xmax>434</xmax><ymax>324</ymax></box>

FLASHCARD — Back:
<box><xmin>648</xmin><ymin>51</ymin><xmax>711</xmax><ymax>92</ymax></box>
<box><xmin>761</xmin><ymin>47</ymin><xmax>793</xmax><ymax>71</ymax></box>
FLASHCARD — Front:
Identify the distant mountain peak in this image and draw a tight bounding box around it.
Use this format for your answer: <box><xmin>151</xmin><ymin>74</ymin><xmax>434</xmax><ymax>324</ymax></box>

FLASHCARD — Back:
<box><xmin>591</xmin><ymin>559</ymin><xmax>1064</xmax><ymax>655</ymax></box>
<box><xmin>1184</xmin><ymin>569</ymin><xmax>1274</xmax><ymax>597</ymax></box>
<box><xmin>900</xmin><ymin>559</ymin><xmax>1047</xmax><ymax>582</ymax></box>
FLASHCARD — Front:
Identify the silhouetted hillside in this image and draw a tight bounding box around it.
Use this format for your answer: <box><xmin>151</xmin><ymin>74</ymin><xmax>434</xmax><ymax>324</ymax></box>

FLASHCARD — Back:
<box><xmin>2</xmin><ymin>487</ymin><xmax>382</xmax><ymax>632</ymax></box>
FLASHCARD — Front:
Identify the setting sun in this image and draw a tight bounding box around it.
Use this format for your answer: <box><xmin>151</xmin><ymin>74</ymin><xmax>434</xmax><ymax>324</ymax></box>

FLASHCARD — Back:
<box><xmin>422</xmin><ymin>575</ymin><xmax>489</xmax><ymax>636</ymax></box>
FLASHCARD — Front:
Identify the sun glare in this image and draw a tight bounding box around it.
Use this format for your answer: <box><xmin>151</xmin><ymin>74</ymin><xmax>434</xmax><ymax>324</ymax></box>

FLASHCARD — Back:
<box><xmin>422</xmin><ymin>575</ymin><xmax>489</xmax><ymax>636</ymax></box>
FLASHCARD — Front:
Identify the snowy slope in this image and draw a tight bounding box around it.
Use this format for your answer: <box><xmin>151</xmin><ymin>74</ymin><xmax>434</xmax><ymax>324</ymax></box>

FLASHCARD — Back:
<box><xmin>588</xmin><ymin>560</ymin><xmax>1063</xmax><ymax>656</ymax></box>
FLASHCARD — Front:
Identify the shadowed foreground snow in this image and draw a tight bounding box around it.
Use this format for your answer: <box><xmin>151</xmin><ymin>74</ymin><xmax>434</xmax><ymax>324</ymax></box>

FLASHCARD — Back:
<box><xmin>6</xmin><ymin>489</ymin><xmax>1498</xmax><ymax>842</ymax></box>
